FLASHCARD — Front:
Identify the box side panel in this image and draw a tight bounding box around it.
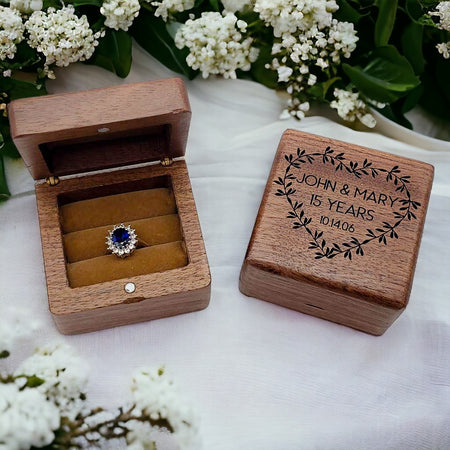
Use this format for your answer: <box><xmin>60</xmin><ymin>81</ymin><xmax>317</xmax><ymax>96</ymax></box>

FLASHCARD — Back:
<box><xmin>240</xmin><ymin>261</ymin><xmax>403</xmax><ymax>336</ymax></box>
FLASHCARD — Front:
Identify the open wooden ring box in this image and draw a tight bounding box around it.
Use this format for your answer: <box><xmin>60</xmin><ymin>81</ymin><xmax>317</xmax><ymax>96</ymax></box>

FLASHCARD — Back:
<box><xmin>240</xmin><ymin>130</ymin><xmax>434</xmax><ymax>335</ymax></box>
<box><xmin>9</xmin><ymin>78</ymin><xmax>211</xmax><ymax>335</ymax></box>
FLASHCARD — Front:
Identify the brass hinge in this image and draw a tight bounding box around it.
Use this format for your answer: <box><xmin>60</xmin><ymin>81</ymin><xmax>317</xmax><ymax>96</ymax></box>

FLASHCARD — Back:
<box><xmin>45</xmin><ymin>176</ymin><xmax>60</xmax><ymax>186</ymax></box>
<box><xmin>160</xmin><ymin>157</ymin><xmax>173</xmax><ymax>167</ymax></box>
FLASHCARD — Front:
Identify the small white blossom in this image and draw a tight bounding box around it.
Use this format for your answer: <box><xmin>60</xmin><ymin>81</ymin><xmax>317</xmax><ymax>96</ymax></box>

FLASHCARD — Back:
<box><xmin>15</xmin><ymin>342</ymin><xmax>89</xmax><ymax>420</ymax></box>
<box><xmin>0</xmin><ymin>383</ymin><xmax>60</xmax><ymax>450</ymax></box>
<box><xmin>277</xmin><ymin>65</ymin><xmax>293</xmax><ymax>82</ymax></box>
<box><xmin>431</xmin><ymin>1</ymin><xmax>450</xmax><ymax>31</ymax></box>
<box><xmin>175</xmin><ymin>11</ymin><xmax>258</xmax><ymax>79</ymax></box>
<box><xmin>330</xmin><ymin>88</ymin><xmax>376</xmax><ymax>128</ymax></box>
<box><xmin>25</xmin><ymin>6</ymin><xmax>102</xmax><ymax>78</ymax></box>
<box><xmin>221</xmin><ymin>0</ymin><xmax>253</xmax><ymax>13</ymax></box>
<box><xmin>131</xmin><ymin>367</ymin><xmax>200</xmax><ymax>450</ymax></box>
<box><xmin>101</xmin><ymin>0</ymin><xmax>140</xmax><ymax>31</ymax></box>
<box><xmin>255</xmin><ymin>0</ymin><xmax>338</xmax><ymax>37</ymax></box>
<box><xmin>437</xmin><ymin>41</ymin><xmax>450</xmax><ymax>58</ymax></box>
<box><xmin>0</xmin><ymin>6</ymin><xmax>24</xmax><ymax>61</ymax></box>
<box><xmin>9</xmin><ymin>0</ymin><xmax>42</xmax><ymax>13</ymax></box>
<box><xmin>151</xmin><ymin>0</ymin><xmax>195</xmax><ymax>21</ymax></box>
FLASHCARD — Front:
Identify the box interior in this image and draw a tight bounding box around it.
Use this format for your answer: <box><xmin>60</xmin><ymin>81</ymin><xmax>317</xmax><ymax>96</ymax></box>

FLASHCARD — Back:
<box><xmin>39</xmin><ymin>124</ymin><xmax>170</xmax><ymax>177</ymax></box>
<box><xmin>58</xmin><ymin>175</ymin><xmax>188</xmax><ymax>288</ymax></box>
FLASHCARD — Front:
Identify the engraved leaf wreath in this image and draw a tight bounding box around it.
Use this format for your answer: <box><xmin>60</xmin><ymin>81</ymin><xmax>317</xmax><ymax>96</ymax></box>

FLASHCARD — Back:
<box><xmin>274</xmin><ymin>147</ymin><xmax>421</xmax><ymax>260</ymax></box>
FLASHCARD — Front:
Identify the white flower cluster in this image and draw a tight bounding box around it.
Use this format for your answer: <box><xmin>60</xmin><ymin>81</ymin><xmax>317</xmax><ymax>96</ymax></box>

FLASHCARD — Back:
<box><xmin>255</xmin><ymin>0</ymin><xmax>363</xmax><ymax>123</ymax></box>
<box><xmin>432</xmin><ymin>1</ymin><xmax>450</xmax><ymax>31</ymax></box>
<box><xmin>25</xmin><ymin>6</ymin><xmax>103</xmax><ymax>79</ymax></box>
<box><xmin>437</xmin><ymin>41</ymin><xmax>450</xmax><ymax>58</ymax></box>
<box><xmin>101</xmin><ymin>0</ymin><xmax>140</xmax><ymax>31</ymax></box>
<box><xmin>15</xmin><ymin>342</ymin><xmax>89</xmax><ymax>420</ymax></box>
<box><xmin>0</xmin><ymin>383</ymin><xmax>60</xmax><ymax>450</ymax></box>
<box><xmin>175</xmin><ymin>11</ymin><xmax>258</xmax><ymax>79</ymax></box>
<box><xmin>254</xmin><ymin>0</ymin><xmax>338</xmax><ymax>38</ymax></box>
<box><xmin>151</xmin><ymin>0</ymin><xmax>195</xmax><ymax>22</ymax></box>
<box><xmin>330</xmin><ymin>88</ymin><xmax>376</xmax><ymax>128</ymax></box>
<box><xmin>221</xmin><ymin>0</ymin><xmax>253</xmax><ymax>13</ymax></box>
<box><xmin>0</xmin><ymin>6</ymin><xmax>24</xmax><ymax>61</ymax></box>
<box><xmin>432</xmin><ymin>2</ymin><xmax>450</xmax><ymax>58</ymax></box>
<box><xmin>130</xmin><ymin>367</ymin><xmax>200</xmax><ymax>449</ymax></box>
<box><xmin>10</xmin><ymin>0</ymin><xmax>43</xmax><ymax>14</ymax></box>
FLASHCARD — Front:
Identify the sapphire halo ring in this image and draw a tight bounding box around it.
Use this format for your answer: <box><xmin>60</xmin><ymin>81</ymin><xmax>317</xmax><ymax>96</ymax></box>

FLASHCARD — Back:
<box><xmin>106</xmin><ymin>224</ymin><xmax>138</xmax><ymax>258</ymax></box>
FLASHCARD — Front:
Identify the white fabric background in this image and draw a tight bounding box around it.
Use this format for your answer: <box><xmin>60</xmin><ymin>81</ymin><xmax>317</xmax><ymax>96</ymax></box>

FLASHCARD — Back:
<box><xmin>1</xmin><ymin>44</ymin><xmax>449</xmax><ymax>449</ymax></box>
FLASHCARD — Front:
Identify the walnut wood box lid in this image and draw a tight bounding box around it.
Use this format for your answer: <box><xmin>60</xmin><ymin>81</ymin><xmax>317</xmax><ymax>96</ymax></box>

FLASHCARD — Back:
<box><xmin>8</xmin><ymin>78</ymin><xmax>191</xmax><ymax>179</ymax></box>
<box><xmin>240</xmin><ymin>130</ymin><xmax>434</xmax><ymax>335</ymax></box>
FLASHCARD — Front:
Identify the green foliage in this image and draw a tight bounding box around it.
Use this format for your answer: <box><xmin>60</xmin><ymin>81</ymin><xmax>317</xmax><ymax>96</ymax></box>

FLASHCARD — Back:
<box><xmin>250</xmin><ymin>44</ymin><xmax>278</xmax><ymax>89</ymax></box>
<box><xmin>0</xmin><ymin>79</ymin><xmax>47</xmax><ymax>200</ymax></box>
<box><xmin>21</xmin><ymin>375</ymin><xmax>46</xmax><ymax>388</ymax></box>
<box><xmin>89</xmin><ymin>29</ymin><xmax>132</xmax><ymax>78</ymax></box>
<box><xmin>0</xmin><ymin>156</ymin><xmax>11</xmax><ymax>202</ymax></box>
<box><xmin>343</xmin><ymin>46</ymin><xmax>420</xmax><ymax>103</ymax></box>
<box><xmin>131</xmin><ymin>10</ymin><xmax>197</xmax><ymax>79</ymax></box>
<box><xmin>0</xmin><ymin>350</ymin><xmax>10</xmax><ymax>359</ymax></box>
<box><xmin>374</xmin><ymin>0</ymin><xmax>398</xmax><ymax>46</ymax></box>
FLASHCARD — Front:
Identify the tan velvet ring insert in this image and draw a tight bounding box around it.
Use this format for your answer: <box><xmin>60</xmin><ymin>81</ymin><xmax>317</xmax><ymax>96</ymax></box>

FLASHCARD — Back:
<box><xmin>59</xmin><ymin>187</ymin><xmax>188</xmax><ymax>288</ymax></box>
<box><xmin>67</xmin><ymin>242</ymin><xmax>188</xmax><ymax>288</ymax></box>
<box><xmin>60</xmin><ymin>188</ymin><xmax>176</xmax><ymax>233</ymax></box>
<box><xmin>63</xmin><ymin>215</ymin><xmax>182</xmax><ymax>263</ymax></box>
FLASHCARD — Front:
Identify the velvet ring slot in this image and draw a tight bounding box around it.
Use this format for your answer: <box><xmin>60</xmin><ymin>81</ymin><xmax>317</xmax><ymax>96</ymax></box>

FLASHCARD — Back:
<box><xmin>58</xmin><ymin>183</ymin><xmax>189</xmax><ymax>288</ymax></box>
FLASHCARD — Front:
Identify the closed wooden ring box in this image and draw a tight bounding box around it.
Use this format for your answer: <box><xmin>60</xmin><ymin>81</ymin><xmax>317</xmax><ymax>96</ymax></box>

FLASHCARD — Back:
<box><xmin>9</xmin><ymin>78</ymin><xmax>211</xmax><ymax>335</ymax></box>
<box><xmin>240</xmin><ymin>130</ymin><xmax>433</xmax><ymax>335</ymax></box>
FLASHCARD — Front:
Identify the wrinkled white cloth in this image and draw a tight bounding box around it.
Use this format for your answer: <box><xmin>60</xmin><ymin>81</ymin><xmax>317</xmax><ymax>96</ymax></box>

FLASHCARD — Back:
<box><xmin>1</xmin><ymin>44</ymin><xmax>449</xmax><ymax>449</ymax></box>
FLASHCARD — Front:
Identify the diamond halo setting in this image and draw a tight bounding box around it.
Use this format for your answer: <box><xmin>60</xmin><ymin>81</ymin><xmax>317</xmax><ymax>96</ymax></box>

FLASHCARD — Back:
<box><xmin>106</xmin><ymin>224</ymin><xmax>138</xmax><ymax>258</ymax></box>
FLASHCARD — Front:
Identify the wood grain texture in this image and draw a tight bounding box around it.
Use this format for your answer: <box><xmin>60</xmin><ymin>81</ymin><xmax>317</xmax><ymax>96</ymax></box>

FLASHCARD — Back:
<box><xmin>8</xmin><ymin>78</ymin><xmax>191</xmax><ymax>179</ymax></box>
<box><xmin>35</xmin><ymin>160</ymin><xmax>211</xmax><ymax>334</ymax></box>
<box><xmin>240</xmin><ymin>129</ymin><xmax>434</xmax><ymax>335</ymax></box>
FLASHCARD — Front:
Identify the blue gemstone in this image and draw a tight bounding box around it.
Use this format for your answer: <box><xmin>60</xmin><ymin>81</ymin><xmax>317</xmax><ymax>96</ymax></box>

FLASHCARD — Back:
<box><xmin>112</xmin><ymin>227</ymin><xmax>130</xmax><ymax>245</ymax></box>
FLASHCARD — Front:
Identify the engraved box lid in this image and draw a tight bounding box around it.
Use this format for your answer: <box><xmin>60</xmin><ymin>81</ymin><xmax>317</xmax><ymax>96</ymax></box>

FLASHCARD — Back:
<box><xmin>8</xmin><ymin>78</ymin><xmax>191</xmax><ymax>180</ymax></box>
<box><xmin>240</xmin><ymin>129</ymin><xmax>434</xmax><ymax>335</ymax></box>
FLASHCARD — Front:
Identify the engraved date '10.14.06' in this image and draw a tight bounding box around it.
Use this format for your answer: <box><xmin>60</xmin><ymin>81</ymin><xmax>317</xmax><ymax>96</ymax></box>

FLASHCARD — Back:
<box><xmin>274</xmin><ymin>147</ymin><xmax>421</xmax><ymax>260</ymax></box>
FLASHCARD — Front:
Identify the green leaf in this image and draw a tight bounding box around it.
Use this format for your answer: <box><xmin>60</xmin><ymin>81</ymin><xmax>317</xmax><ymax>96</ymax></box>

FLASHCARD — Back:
<box><xmin>435</xmin><ymin>57</ymin><xmax>450</xmax><ymax>104</ymax></box>
<box><xmin>89</xmin><ymin>29</ymin><xmax>132</xmax><ymax>78</ymax></box>
<box><xmin>131</xmin><ymin>11</ymin><xmax>196</xmax><ymax>79</ymax></box>
<box><xmin>374</xmin><ymin>0</ymin><xmax>398</xmax><ymax>46</ymax></box>
<box><xmin>42</xmin><ymin>0</ymin><xmax>61</xmax><ymax>8</ymax></box>
<box><xmin>67</xmin><ymin>0</ymin><xmax>102</xmax><ymax>5</ymax></box>
<box><xmin>401</xmin><ymin>22</ymin><xmax>425</xmax><ymax>74</ymax></box>
<box><xmin>0</xmin><ymin>349</ymin><xmax>10</xmax><ymax>359</ymax></box>
<box><xmin>250</xmin><ymin>45</ymin><xmax>277</xmax><ymax>89</ymax></box>
<box><xmin>22</xmin><ymin>375</ymin><xmax>45</xmax><ymax>388</ymax></box>
<box><xmin>343</xmin><ymin>46</ymin><xmax>420</xmax><ymax>103</ymax></box>
<box><xmin>405</xmin><ymin>0</ymin><xmax>423</xmax><ymax>20</ymax></box>
<box><xmin>335</xmin><ymin>0</ymin><xmax>365</xmax><ymax>23</ymax></box>
<box><xmin>0</xmin><ymin>78</ymin><xmax>47</xmax><ymax>101</ymax></box>
<box><xmin>401</xmin><ymin>84</ymin><xmax>424</xmax><ymax>114</ymax></box>
<box><xmin>0</xmin><ymin>156</ymin><xmax>11</xmax><ymax>201</ymax></box>
<box><xmin>208</xmin><ymin>0</ymin><xmax>220</xmax><ymax>11</ymax></box>
<box><xmin>420</xmin><ymin>69</ymin><xmax>450</xmax><ymax>120</ymax></box>
<box><xmin>0</xmin><ymin>119</ymin><xmax>20</xmax><ymax>159</ymax></box>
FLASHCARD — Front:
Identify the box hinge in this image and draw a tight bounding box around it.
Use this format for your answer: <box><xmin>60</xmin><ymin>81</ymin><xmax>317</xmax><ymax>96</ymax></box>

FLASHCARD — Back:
<box><xmin>160</xmin><ymin>157</ymin><xmax>173</xmax><ymax>167</ymax></box>
<box><xmin>45</xmin><ymin>176</ymin><xmax>60</xmax><ymax>186</ymax></box>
